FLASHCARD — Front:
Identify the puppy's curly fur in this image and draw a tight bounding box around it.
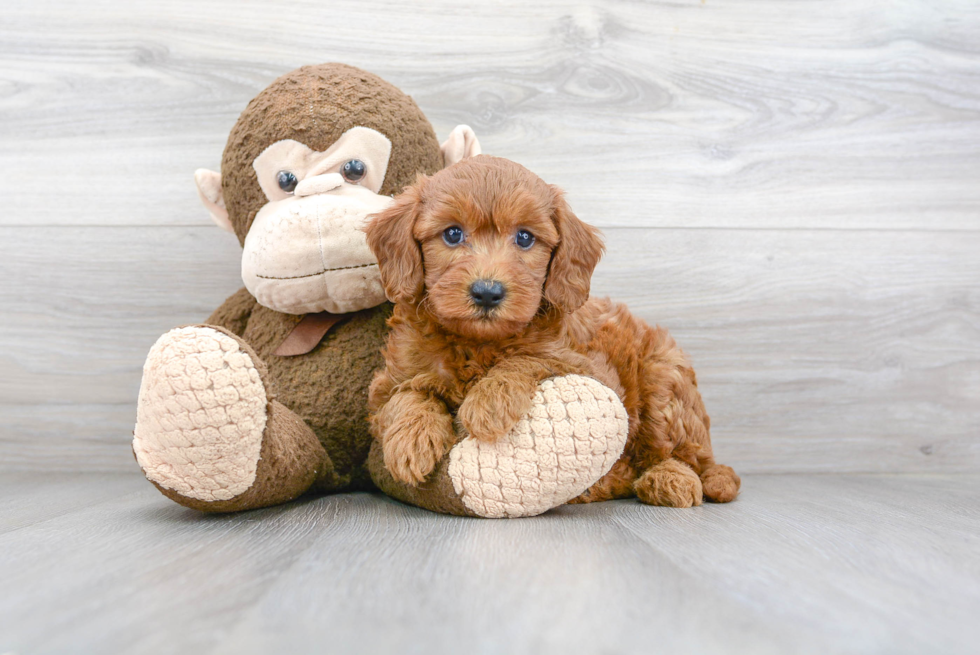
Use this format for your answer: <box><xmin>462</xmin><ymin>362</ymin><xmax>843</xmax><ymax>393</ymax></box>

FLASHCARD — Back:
<box><xmin>365</xmin><ymin>155</ymin><xmax>740</xmax><ymax>507</ymax></box>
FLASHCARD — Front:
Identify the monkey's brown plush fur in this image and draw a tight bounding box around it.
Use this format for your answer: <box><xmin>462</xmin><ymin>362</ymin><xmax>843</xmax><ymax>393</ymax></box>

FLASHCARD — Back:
<box><xmin>205</xmin><ymin>63</ymin><xmax>448</xmax><ymax>500</ymax></box>
<box><xmin>366</xmin><ymin>156</ymin><xmax>740</xmax><ymax>507</ymax></box>
<box><xmin>222</xmin><ymin>64</ymin><xmax>444</xmax><ymax>245</ymax></box>
<box><xmin>135</xmin><ymin>64</ymin><xmax>443</xmax><ymax>511</ymax></box>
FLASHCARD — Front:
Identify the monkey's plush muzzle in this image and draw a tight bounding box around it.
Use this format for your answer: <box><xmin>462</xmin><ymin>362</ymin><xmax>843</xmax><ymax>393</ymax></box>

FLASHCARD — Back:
<box><xmin>241</xmin><ymin>184</ymin><xmax>392</xmax><ymax>315</ymax></box>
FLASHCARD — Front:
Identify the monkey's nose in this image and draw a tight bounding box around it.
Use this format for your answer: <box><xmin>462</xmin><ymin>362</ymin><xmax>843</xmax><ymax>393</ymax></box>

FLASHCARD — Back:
<box><xmin>470</xmin><ymin>279</ymin><xmax>506</xmax><ymax>309</ymax></box>
<box><xmin>294</xmin><ymin>173</ymin><xmax>344</xmax><ymax>197</ymax></box>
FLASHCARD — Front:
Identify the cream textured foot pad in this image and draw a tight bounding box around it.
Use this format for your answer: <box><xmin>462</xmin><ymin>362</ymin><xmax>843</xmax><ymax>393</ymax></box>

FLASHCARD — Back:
<box><xmin>448</xmin><ymin>375</ymin><xmax>630</xmax><ymax>518</ymax></box>
<box><xmin>133</xmin><ymin>327</ymin><xmax>268</xmax><ymax>502</ymax></box>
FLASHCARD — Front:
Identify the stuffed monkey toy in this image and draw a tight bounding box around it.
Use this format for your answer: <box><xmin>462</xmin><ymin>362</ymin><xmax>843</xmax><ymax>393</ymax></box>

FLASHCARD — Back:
<box><xmin>132</xmin><ymin>63</ymin><xmax>629</xmax><ymax>517</ymax></box>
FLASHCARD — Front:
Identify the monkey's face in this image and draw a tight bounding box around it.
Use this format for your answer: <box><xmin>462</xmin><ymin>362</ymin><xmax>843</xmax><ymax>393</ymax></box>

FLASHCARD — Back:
<box><xmin>241</xmin><ymin>127</ymin><xmax>393</xmax><ymax>315</ymax></box>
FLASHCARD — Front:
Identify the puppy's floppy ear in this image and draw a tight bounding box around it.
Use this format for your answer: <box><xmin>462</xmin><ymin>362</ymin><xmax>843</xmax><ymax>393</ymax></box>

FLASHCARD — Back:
<box><xmin>543</xmin><ymin>185</ymin><xmax>604</xmax><ymax>313</ymax></box>
<box><xmin>366</xmin><ymin>181</ymin><xmax>426</xmax><ymax>305</ymax></box>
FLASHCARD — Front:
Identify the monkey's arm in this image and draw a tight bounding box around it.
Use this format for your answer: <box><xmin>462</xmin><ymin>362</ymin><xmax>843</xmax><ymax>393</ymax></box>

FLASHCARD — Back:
<box><xmin>205</xmin><ymin>287</ymin><xmax>259</xmax><ymax>336</ymax></box>
<box><xmin>367</xmin><ymin>353</ymin><xmax>631</xmax><ymax>517</ymax></box>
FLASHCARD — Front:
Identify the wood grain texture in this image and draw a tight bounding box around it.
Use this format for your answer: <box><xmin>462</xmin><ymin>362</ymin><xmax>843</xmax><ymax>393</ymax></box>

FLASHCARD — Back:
<box><xmin>1</xmin><ymin>0</ymin><xmax>979</xmax><ymax>473</ymax></box>
<box><xmin>2</xmin><ymin>1</ymin><xmax>979</xmax><ymax>230</ymax></box>
<box><xmin>0</xmin><ymin>473</ymin><xmax>978</xmax><ymax>654</ymax></box>
<box><xmin>0</xmin><ymin>472</ymin><xmax>143</xmax><ymax>534</ymax></box>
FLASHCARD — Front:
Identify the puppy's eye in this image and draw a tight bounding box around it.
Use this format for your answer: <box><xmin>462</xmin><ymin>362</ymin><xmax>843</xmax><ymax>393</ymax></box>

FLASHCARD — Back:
<box><xmin>443</xmin><ymin>226</ymin><xmax>465</xmax><ymax>246</ymax></box>
<box><xmin>515</xmin><ymin>229</ymin><xmax>535</xmax><ymax>249</ymax></box>
<box><xmin>277</xmin><ymin>171</ymin><xmax>298</xmax><ymax>193</ymax></box>
<box><xmin>342</xmin><ymin>159</ymin><xmax>366</xmax><ymax>183</ymax></box>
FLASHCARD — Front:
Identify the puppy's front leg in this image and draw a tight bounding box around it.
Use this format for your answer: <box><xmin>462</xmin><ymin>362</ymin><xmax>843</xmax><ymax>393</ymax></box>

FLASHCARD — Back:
<box><xmin>372</xmin><ymin>386</ymin><xmax>456</xmax><ymax>486</ymax></box>
<box><xmin>458</xmin><ymin>357</ymin><xmax>580</xmax><ymax>443</ymax></box>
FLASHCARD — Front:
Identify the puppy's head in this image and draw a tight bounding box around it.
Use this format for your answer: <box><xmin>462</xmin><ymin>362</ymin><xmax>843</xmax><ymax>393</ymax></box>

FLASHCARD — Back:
<box><xmin>366</xmin><ymin>155</ymin><xmax>604</xmax><ymax>340</ymax></box>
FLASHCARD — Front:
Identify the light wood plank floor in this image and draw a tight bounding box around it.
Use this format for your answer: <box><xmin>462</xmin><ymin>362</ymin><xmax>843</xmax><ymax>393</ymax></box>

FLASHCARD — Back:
<box><xmin>2</xmin><ymin>473</ymin><xmax>978</xmax><ymax>654</ymax></box>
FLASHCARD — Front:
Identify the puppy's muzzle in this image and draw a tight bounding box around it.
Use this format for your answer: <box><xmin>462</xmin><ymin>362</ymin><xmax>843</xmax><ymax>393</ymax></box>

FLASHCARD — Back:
<box><xmin>470</xmin><ymin>279</ymin><xmax>506</xmax><ymax>309</ymax></box>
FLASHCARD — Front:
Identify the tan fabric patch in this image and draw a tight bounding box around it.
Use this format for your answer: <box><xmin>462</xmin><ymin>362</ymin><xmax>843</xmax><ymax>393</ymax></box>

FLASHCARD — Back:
<box><xmin>252</xmin><ymin>127</ymin><xmax>392</xmax><ymax>200</ymax></box>
<box><xmin>133</xmin><ymin>327</ymin><xmax>267</xmax><ymax>502</ymax></box>
<box><xmin>447</xmin><ymin>375</ymin><xmax>629</xmax><ymax>518</ymax></box>
<box><xmin>194</xmin><ymin>168</ymin><xmax>233</xmax><ymax>233</ymax></box>
<box><xmin>440</xmin><ymin>124</ymin><xmax>482</xmax><ymax>167</ymax></box>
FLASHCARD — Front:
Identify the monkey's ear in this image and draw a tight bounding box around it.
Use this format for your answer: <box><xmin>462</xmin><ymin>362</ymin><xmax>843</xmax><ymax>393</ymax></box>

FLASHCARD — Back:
<box><xmin>365</xmin><ymin>182</ymin><xmax>426</xmax><ymax>305</ymax></box>
<box><xmin>543</xmin><ymin>186</ymin><xmax>605</xmax><ymax>313</ymax></box>
<box><xmin>441</xmin><ymin>125</ymin><xmax>482</xmax><ymax>167</ymax></box>
<box><xmin>194</xmin><ymin>169</ymin><xmax>234</xmax><ymax>233</ymax></box>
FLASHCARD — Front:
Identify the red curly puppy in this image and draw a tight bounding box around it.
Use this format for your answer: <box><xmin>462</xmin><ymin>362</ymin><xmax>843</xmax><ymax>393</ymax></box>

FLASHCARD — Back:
<box><xmin>365</xmin><ymin>155</ymin><xmax>739</xmax><ymax>507</ymax></box>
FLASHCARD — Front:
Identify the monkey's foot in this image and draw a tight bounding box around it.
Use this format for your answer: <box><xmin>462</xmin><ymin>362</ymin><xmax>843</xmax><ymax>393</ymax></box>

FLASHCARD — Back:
<box><xmin>133</xmin><ymin>325</ymin><xmax>326</xmax><ymax>512</ymax></box>
<box><xmin>370</xmin><ymin>375</ymin><xmax>630</xmax><ymax>518</ymax></box>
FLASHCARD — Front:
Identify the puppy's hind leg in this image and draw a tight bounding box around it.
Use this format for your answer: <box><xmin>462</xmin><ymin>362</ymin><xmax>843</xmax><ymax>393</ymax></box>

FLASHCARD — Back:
<box><xmin>633</xmin><ymin>458</ymin><xmax>704</xmax><ymax>508</ymax></box>
<box><xmin>699</xmin><ymin>459</ymin><xmax>741</xmax><ymax>503</ymax></box>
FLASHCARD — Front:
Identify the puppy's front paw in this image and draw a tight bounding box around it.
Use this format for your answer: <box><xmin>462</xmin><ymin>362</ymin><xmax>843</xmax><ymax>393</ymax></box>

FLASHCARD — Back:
<box><xmin>457</xmin><ymin>378</ymin><xmax>535</xmax><ymax>443</ymax></box>
<box><xmin>382</xmin><ymin>412</ymin><xmax>455</xmax><ymax>486</ymax></box>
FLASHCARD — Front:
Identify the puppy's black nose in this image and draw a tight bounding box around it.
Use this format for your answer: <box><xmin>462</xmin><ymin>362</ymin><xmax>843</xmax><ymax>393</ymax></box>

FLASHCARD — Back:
<box><xmin>470</xmin><ymin>279</ymin><xmax>506</xmax><ymax>309</ymax></box>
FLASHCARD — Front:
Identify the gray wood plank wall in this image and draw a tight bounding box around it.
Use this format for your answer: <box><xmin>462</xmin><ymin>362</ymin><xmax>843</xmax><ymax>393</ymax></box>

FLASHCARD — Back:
<box><xmin>2</xmin><ymin>0</ymin><xmax>978</xmax><ymax>473</ymax></box>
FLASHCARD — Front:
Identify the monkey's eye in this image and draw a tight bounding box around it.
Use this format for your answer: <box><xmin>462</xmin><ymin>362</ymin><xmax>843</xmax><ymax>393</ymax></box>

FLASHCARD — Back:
<box><xmin>277</xmin><ymin>171</ymin><xmax>298</xmax><ymax>193</ymax></box>
<box><xmin>443</xmin><ymin>226</ymin><xmax>465</xmax><ymax>246</ymax></box>
<box><xmin>342</xmin><ymin>159</ymin><xmax>366</xmax><ymax>183</ymax></box>
<box><xmin>515</xmin><ymin>229</ymin><xmax>535</xmax><ymax>249</ymax></box>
